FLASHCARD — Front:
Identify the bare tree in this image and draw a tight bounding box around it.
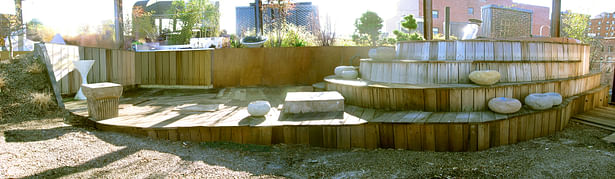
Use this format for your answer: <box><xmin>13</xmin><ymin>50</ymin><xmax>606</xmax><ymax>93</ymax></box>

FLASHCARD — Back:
<box><xmin>313</xmin><ymin>15</ymin><xmax>336</xmax><ymax>46</ymax></box>
<box><xmin>0</xmin><ymin>14</ymin><xmax>24</xmax><ymax>60</ymax></box>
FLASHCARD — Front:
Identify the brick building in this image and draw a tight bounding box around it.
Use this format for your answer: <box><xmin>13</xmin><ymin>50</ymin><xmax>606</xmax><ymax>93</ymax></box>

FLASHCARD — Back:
<box><xmin>480</xmin><ymin>5</ymin><xmax>533</xmax><ymax>38</ymax></box>
<box><xmin>588</xmin><ymin>12</ymin><xmax>615</xmax><ymax>38</ymax></box>
<box><xmin>386</xmin><ymin>0</ymin><xmax>550</xmax><ymax>37</ymax></box>
<box><xmin>599</xmin><ymin>38</ymin><xmax>615</xmax><ymax>60</ymax></box>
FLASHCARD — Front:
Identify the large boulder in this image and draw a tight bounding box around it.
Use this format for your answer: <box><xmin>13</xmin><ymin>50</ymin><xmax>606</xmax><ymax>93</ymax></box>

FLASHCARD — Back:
<box><xmin>341</xmin><ymin>69</ymin><xmax>358</xmax><ymax>79</ymax></box>
<box><xmin>247</xmin><ymin>100</ymin><xmax>271</xmax><ymax>116</ymax></box>
<box><xmin>469</xmin><ymin>70</ymin><xmax>501</xmax><ymax>85</ymax></box>
<box><xmin>544</xmin><ymin>92</ymin><xmax>563</xmax><ymax>105</ymax></box>
<box><xmin>368</xmin><ymin>47</ymin><xmax>396</xmax><ymax>60</ymax></box>
<box><xmin>334</xmin><ymin>66</ymin><xmax>356</xmax><ymax>77</ymax></box>
<box><xmin>524</xmin><ymin>93</ymin><xmax>553</xmax><ymax>110</ymax></box>
<box><xmin>488</xmin><ymin>97</ymin><xmax>522</xmax><ymax>114</ymax></box>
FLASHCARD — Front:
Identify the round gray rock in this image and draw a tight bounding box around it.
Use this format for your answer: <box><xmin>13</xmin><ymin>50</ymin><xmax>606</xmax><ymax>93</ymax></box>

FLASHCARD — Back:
<box><xmin>468</xmin><ymin>70</ymin><xmax>501</xmax><ymax>85</ymax></box>
<box><xmin>334</xmin><ymin>66</ymin><xmax>355</xmax><ymax>76</ymax></box>
<box><xmin>488</xmin><ymin>97</ymin><xmax>522</xmax><ymax>114</ymax></box>
<box><xmin>524</xmin><ymin>93</ymin><xmax>553</xmax><ymax>110</ymax></box>
<box><xmin>544</xmin><ymin>92</ymin><xmax>563</xmax><ymax>105</ymax></box>
<box><xmin>247</xmin><ymin>100</ymin><xmax>271</xmax><ymax>116</ymax></box>
<box><xmin>341</xmin><ymin>69</ymin><xmax>358</xmax><ymax>79</ymax></box>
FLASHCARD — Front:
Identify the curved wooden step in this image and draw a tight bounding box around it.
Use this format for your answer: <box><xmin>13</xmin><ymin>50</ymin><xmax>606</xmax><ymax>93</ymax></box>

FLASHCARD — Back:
<box><xmin>325</xmin><ymin>73</ymin><xmax>601</xmax><ymax>112</ymax></box>
<box><xmin>359</xmin><ymin>59</ymin><xmax>589</xmax><ymax>84</ymax></box>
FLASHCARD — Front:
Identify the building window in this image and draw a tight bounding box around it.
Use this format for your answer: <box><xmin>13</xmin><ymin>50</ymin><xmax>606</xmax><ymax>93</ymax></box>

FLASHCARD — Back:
<box><xmin>589</xmin><ymin>22</ymin><xmax>592</xmax><ymax>25</ymax></box>
<box><xmin>607</xmin><ymin>27</ymin><xmax>610</xmax><ymax>30</ymax></box>
<box><xmin>608</xmin><ymin>21</ymin><xmax>611</xmax><ymax>24</ymax></box>
<box><xmin>609</xmin><ymin>46</ymin><xmax>614</xmax><ymax>52</ymax></box>
<box><xmin>432</xmin><ymin>10</ymin><xmax>439</xmax><ymax>18</ymax></box>
<box><xmin>598</xmin><ymin>27</ymin><xmax>601</xmax><ymax>30</ymax></box>
<box><xmin>599</xmin><ymin>21</ymin><xmax>602</xmax><ymax>25</ymax></box>
<box><xmin>468</xmin><ymin>8</ymin><xmax>474</xmax><ymax>15</ymax></box>
<box><xmin>598</xmin><ymin>33</ymin><xmax>601</xmax><ymax>36</ymax></box>
<box><xmin>433</xmin><ymin>27</ymin><xmax>439</xmax><ymax>34</ymax></box>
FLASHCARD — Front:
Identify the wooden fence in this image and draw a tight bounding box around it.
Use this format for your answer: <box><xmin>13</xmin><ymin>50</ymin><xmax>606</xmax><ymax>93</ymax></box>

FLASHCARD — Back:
<box><xmin>39</xmin><ymin>44</ymin><xmax>370</xmax><ymax>95</ymax></box>
<box><xmin>134</xmin><ymin>50</ymin><xmax>212</xmax><ymax>86</ymax></box>
<box><xmin>0</xmin><ymin>51</ymin><xmax>31</xmax><ymax>60</ymax></box>
<box><xmin>212</xmin><ymin>47</ymin><xmax>371</xmax><ymax>87</ymax></box>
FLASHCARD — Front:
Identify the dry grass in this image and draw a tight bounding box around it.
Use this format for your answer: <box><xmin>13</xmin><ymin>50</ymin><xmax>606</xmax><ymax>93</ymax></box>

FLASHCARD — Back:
<box><xmin>26</xmin><ymin>63</ymin><xmax>44</xmax><ymax>74</ymax></box>
<box><xmin>30</xmin><ymin>92</ymin><xmax>52</xmax><ymax>111</ymax></box>
<box><xmin>0</xmin><ymin>75</ymin><xmax>5</xmax><ymax>89</ymax></box>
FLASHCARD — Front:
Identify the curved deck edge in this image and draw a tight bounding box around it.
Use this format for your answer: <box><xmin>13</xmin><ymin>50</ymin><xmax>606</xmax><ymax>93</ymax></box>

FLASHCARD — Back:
<box><xmin>89</xmin><ymin>85</ymin><xmax>609</xmax><ymax>152</ymax></box>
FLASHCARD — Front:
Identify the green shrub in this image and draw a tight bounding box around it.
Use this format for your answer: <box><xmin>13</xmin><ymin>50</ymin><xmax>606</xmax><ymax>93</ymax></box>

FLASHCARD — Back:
<box><xmin>393</xmin><ymin>30</ymin><xmax>424</xmax><ymax>41</ymax></box>
<box><xmin>263</xmin><ymin>23</ymin><xmax>314</xmax><ymax>47</ymax></box>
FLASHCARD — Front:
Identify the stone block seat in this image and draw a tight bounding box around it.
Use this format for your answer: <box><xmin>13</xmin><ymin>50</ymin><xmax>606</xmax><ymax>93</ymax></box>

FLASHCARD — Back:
<box><xmin>82</xmin><ymin>82</ymin><xmax>123</xmax><ymax>120</ymax></box>
<box><xmin>283</xmin><ymin>91</ymin><xmax>344</xmax><ymax>113</ymax></box>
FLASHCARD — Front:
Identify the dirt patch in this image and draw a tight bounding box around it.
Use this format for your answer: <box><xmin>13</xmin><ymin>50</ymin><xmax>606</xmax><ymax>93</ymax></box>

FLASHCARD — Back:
<box><xmin>0</xmin><ymin>53</ymin><xmax>66</xmax><ymax>124</ymax></box>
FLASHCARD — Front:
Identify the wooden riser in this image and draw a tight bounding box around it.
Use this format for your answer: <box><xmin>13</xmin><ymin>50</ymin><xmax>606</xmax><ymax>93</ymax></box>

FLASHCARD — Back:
<box><xmin>326</xmin><ymin>74</ymin><xmax>603</xmax><ymax>112</ymax></box>
<box><xmin>93</xmin><ymin>86</ymin><xmax>609</xmax><ymax>152</ymax></box>
<box><xmin>396</xmin><ymin>40</ymin><xmax>589</xmax><ymax>63</ymax></box>
<box><xmin>360</xmin><ymin>60</ymin><xmax>589</xmax><ymax>84</ymax></box>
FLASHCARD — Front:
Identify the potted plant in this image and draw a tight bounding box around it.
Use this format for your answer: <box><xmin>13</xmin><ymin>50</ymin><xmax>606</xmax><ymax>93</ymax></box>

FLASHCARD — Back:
<box><xmin>241</xmin><ymin>35</ymin><xmax>268</xmax><ymax>48</ymax></box>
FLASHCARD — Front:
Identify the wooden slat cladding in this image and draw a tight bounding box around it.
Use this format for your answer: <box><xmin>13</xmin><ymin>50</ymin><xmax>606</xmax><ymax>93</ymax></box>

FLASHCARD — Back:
<box><xmin>361</xmin><ymin>60</ymin><xmax>588</xmax><ymax>84</ymax></box>
<box><xmin>326</xmin><ymin>73</ymin><xmax>601</xmax><ymax>112</ymax></box>
<box><xmin>134</xmin><ymin>50</ymin><xmax>212</xmax><ymax>86</ymax></box>
<box><xmin>397</xmin><ymin>40</ymin><xmax>589</xmax><ymax>63</ymax></box>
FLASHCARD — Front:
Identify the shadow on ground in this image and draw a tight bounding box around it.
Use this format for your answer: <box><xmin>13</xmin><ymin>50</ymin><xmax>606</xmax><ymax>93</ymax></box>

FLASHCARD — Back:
<box><xmin>2</xmin><ymin>124</ymin><xmax>287</xmax><ymax>178</ymax></box>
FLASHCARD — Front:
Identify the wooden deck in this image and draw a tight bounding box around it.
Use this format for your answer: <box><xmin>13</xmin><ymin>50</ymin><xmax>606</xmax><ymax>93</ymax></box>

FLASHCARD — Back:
<box><xmin>65</xmin><ymin>85</ymin><xmax>610</xmax><ymax>151</ymax></box>
<box><xmin>66</xmin><ymin>86</ymin><xmax>368</xmax><ymax>128</ymax></box>
<box><xmin>572</xmin><ymin>106</ymin><xmax>615</xmax><ymax>131</ymax></box>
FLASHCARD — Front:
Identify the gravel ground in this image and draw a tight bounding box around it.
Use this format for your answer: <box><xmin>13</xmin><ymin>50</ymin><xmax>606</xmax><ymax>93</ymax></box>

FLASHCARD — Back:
<box><xmin>1</xmin><ymin>116</ymin><xmax>614</xmax><ymax>178</ymax></box>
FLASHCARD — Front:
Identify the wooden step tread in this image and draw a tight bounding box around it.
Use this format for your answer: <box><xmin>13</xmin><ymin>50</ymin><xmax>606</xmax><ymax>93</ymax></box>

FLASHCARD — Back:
<box><xmin>602</xmin><ymin>133</ymin><xmax>615</xmax><ymax>144</ymax></box>
<box><xmin>325</xmin><ymin>72</ymin><xmax>600</xmax><ymax>89</ymax></box>
<box><xmin>572</xmin><ymin>106</ymin><xmax>615</xmax><ymax>131</ymax></box>
<box><xmin>361</xmin><ymin>59</ymin><xmax>582</xmax><ymax>63</ymax></box>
